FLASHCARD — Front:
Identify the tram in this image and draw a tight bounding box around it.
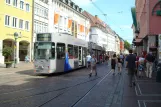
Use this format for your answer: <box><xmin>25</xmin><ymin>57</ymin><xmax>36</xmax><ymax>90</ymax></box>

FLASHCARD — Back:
<box><xmin>34</xmin><ymin>32</ymin><xmax>88</xmax><ymax>74</ymax></box>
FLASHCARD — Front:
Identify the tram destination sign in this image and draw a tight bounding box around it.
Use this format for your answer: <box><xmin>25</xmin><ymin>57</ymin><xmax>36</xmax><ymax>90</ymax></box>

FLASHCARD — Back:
<box><xmin>37</xmin><ymin>33</ymin><xmax>51</xmax><ymax>41</ymax></box>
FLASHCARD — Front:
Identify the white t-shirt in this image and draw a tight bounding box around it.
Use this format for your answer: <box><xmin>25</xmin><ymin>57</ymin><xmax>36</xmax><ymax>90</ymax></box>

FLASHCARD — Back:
<box><xmin>86</xmin><ymin>55</ymin><xmax>91</xmax><ymax>62</ymax></box>
<box><xmin>139</xmin><ymin>57</ymin><xmax>145</xmax><ymax>64</ymax></box>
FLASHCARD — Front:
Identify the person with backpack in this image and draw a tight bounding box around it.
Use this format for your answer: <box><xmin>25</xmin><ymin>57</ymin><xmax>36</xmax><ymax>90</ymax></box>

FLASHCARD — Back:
<box><xmin>89</xmin><ymin>54</ymin><xmax>97</xmax><ymax>77</ymax></box>
<box><xmin>111</xmin><ymin>54</ymin><xmax>117</xmax><ymax>75</ymax></box>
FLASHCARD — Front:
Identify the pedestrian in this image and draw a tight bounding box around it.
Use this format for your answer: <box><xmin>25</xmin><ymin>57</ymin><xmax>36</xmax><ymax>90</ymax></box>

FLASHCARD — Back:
<box><xmin>120</xmin><ymin>53</ymin><xmax>124</xmax><ymax>66</ymax></box>
<box><xmin>126</xmin><ymin>49</ymin><xmax>137</xmax><ymax>87</ymax></box>
<box><xmin>100</xmin><ymin>54</ymin><xmax>103</xmax><ymax>64</ymax></box>
<box><xmin>138</xmin><ymin>55</ymin><xmax>145</xmax><ymax>78</ymax></box>
<box><xmin>86</xmin><ymin>53</ymin><xmax>91</xmax><ymax>69</ymax></box>
<box><xmin>111</xmin><ymin>54</ymin><xmax>117</xmax><ymax>75</ymax></box>
<box><xmin>135</xmin><ymin>53</ymin><xmax>139</xmax><ymax>76</ymax></box>
<box><xmin>117</xmin><ymin>56</ymin><xmax>122</xmax><ymax>75</ymax></box>
<box><xmin>145</xmin><ymin>52</ymin><xmax>155</xmax><ymax>78</ymax></box>
<box><xmin>105</xmin><ymin>55</ymin><xmax>109</xmax><ymax>65</ymax></box>
<box><xmin>89</xmin><ymin>54</ymin><xmax>97</xmax><ymax>77</ymax></box>
<box><xmin>25</xmin><ymin>55</ymin><xmax>30</xmax><ymax>63</ymax></box>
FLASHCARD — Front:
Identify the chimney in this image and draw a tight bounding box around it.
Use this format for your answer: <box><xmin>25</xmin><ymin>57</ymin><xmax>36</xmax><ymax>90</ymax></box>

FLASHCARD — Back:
<box><xmin>95</xmin><ymin>15</ymin><xmax>98</xmax><ymax>19</ymax></box>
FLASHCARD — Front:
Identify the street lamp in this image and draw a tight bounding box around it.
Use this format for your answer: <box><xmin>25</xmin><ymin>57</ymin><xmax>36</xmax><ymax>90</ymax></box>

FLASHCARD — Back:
<box><xmin>13</xmin><ymin>32</ymin><xmax>19</xmax><ymax>68</ymax></box>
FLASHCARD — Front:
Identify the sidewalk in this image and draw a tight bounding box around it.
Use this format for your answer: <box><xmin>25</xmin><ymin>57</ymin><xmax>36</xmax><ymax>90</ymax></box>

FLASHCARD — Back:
<box><xmin>0</xmin><ymin>62</ymin><xmax>33</xmax><ymax>73</ymax></box>
<box><xmin>121</xmin><ymin>71</ymin><xmax>161</xmax><ymax>107</ymax></box>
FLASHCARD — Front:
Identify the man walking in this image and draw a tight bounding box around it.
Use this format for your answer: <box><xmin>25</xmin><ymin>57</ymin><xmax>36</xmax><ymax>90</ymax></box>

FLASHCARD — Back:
<box><xmin>126</xmin><ymin>49</ymin><xmax>137</xmax><ymax>87</ymax></box>
<box><xmin>145</xmin><ymin>52</ymin><xmax>155</xmax><ymax>78</ymax></box>
<box><xmin>86</xmin><ymin>53</ymin><xmax>91</xmax><ymax>69</ymax></box>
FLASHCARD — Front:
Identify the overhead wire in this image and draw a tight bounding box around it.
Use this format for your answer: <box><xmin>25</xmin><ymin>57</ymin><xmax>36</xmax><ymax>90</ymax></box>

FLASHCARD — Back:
<box><xmin>90</xmin><ymin>0</ymin><xmax>130</xmax><ymax>41</ymax></box>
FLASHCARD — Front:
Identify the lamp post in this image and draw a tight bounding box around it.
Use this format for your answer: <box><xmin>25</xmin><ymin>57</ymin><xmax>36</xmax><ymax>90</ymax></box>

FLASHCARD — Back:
<box><xmin>14</xmin><ymin>32</ymin><xmax>19</xmax><ymax>68</ymax></box>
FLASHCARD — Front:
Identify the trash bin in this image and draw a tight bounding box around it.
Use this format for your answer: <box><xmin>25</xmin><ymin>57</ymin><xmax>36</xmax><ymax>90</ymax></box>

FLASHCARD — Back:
<box><xmin>156</xmin><ymin>62</ymin><xmax>161</xmax><ymax>83</ymax></box>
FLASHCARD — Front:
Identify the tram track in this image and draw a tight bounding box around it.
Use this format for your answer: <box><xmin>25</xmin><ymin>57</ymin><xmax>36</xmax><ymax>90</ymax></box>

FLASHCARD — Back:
<box><xmin>37</xmin><ymin>70</ymin><xmax>112</xmax><ymax>107</ymax></box>
<box><xmin>0</xmin><ymin>71</ymin><xmax>107</xmax><ymax>104</ymax></box>
<box><xmin>0</xmin><ymin>65</ymin><xmax>107</xmax><ymax>94</ymax></box>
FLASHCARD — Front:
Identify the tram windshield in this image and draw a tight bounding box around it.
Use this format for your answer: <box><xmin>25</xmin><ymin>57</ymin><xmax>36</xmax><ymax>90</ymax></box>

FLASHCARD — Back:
<box><xmin>34</xmin><ymin>42</ymin><xmax>52</xmax><ymax>59</ymax></box>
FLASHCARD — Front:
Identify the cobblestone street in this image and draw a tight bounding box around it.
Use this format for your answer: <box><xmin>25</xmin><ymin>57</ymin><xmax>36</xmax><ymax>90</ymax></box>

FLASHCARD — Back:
<box><xmin>0</xmin><ymin>63</ymin><xmax>160</xmax><ymax>107</ymax></box>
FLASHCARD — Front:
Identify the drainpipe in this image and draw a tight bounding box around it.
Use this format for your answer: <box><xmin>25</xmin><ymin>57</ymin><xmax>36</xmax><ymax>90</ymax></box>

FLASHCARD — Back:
<box><xmin>31</xmin><ymin>0</ymin><xmax>35</xmax><ymax>62</ymax></box>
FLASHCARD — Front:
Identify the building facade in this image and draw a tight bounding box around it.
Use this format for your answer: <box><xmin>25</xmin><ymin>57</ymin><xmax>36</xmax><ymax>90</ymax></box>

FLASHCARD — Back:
<box><xmin>115</xmin><ymin>34</ymin><xmax>120</xmax><ymax>55</ymax></box>
<box><xmin>120</xmin><ymin>38</ymin><xmax>124</xmax><ymax>53</ymax></box>
<box><xmin>133</xmin><ymin>0</ymin><xmax>161</xmax><ymax>58</ymax></box>
<box><xmin>83</xmin><ymin>11</ymin><xmax>108</xmax><ymax>56</ymax></box>
<box><xmin>48</xmin><ymin>0</ymin><xmax>90</xmax><ymax>41</ymax></box>
<box><xmin>0</xmin><ymin>0</ymin><xmax>33</xmax><ymax>64</ymax></box>
<box><xmin>32</xmin><ymin>0</ymin><xmax>49</xmax><ymax>59</ymax></box>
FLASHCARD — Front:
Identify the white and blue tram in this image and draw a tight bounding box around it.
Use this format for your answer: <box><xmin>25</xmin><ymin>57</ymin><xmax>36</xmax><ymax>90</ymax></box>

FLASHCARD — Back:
<box><xmin>34</xmin><ymin>33</ymin><xmax>88</xmax><ymax>74</ymax></box>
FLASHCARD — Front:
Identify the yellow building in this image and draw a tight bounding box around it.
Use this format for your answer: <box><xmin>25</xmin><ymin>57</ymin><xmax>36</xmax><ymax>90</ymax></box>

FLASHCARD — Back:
<box><xmin>0</xmin><ymin>0</ymin><xmax>33</xmax><ymax>64</ymax></box>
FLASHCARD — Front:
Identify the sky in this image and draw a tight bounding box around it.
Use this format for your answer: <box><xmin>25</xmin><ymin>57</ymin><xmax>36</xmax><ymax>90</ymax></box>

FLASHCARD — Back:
<box><xmin>72</xmin><ymin>0</ymin><xmax>135</xmax><ymax>43</ymax></box>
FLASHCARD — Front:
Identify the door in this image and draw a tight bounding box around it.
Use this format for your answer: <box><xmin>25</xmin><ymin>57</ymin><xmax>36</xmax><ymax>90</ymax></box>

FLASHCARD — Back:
<box><xmin>56</xmin><ymin>43</ymin><xmax>65</xmax><ymax>72</ymax></box>
<box><xmin>79</xmin><ymin>46</ymin><xmax>82</xmax><ymax>66</ymax></box>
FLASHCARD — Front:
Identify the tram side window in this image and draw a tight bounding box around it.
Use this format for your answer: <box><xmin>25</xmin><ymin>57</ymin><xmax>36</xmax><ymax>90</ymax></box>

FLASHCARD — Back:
<box><xmin>57</xmin><ymin>43</ymin><xmax>65</xmax><ymax>59</ymax></box>
<box><xmin>51</xmin><ymin>43</ymin><xmax>55</xmax><ymax>59</ymax></box>
<box><xmin>68</xmin><ymin>45</ymin><xmax>73</xmax><ymax>59</ymax></box>
<box><xmin>83</xmin><ymin>47</ymin><xmax>87</xmax><ymax>58</ymax></box>
<box><xmin>74</xmin><ymin>46</ymin><xmax>78</xmax><ymax>58</ymax></box>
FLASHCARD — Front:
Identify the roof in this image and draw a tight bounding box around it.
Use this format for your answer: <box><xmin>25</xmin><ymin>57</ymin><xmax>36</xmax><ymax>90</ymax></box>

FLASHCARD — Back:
<box><xmin>83</xmin><ymin>11</ymin><xmax>106</xmax><ymax>28</ymax></box>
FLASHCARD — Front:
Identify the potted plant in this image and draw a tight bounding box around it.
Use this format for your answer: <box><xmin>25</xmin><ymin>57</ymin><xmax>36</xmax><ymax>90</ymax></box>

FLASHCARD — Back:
<box><xmin>2</xmin><ymin>46</ymin><xmax>13</xmax><ymax>68</ymax></box>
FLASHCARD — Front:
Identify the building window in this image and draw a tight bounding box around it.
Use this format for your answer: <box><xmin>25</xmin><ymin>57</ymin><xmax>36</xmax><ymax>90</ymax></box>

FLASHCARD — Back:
<box><xmin>34</xmin><ymin>21</ymin><xmax>36</xmax><ymax>32</ymax></box>
<box><xmin>19</xmin><ymin>19</ymin><xmax>23</xmax><ymax>29</ymax></box>
<box><xmin>64</xmin><ymin>18</ymin><xmax>67</xmax><ymax>28</ymax></box>
<box><xmin>59</xmin><ymin>16</ymin><xmax>63</xmax><ymax>26</ymax></box>
<box><xmin>13</xmin><ymin>0</ymin><xmax>17</xmax><ymax>6</ymax></box>
<box><xmin>42</xmin><ymin>9</ymin><xmax>44</xmax><ymax>17</ymax></box>
<box><xmin>25</xmin><ymin>21</ymin><xmax>29</xmax><ymax>30</ymax></box>
<box><xmin>26</xmin><ymin>3</ymin><xmax>30</xmax><ymax>12</ymax></box>
<box><xmin>20</xmin><ymin>1</ymin><xmax>24</xmax><ymax>9</ymax></box>
<box><xmin>44</xmin><ymin>9</ymin><xmax>48</xmax><ymax>18</ymax></box>
<box><xmin>12</xmin><ymin>17</ymin><xmax>17</xmax><ymax>27</ymax></box>
<box><xmin>71</xmin><ymin>20</ymin><xmax>74</xmax><ymax>36</ymax></box>
<box><xmin>5</xmin><ymin>15</ymin><xmax>10</xmax><ymax>26</ymax></box>
<box><xmin>35</xmin><ymin>22</ymin><xmax>38</xmax><ymax>32</ymax></box>
<box><xmin>6</xmin><ymin>0</ymin><xmax>10</xmax><ymax>4</ymax></box>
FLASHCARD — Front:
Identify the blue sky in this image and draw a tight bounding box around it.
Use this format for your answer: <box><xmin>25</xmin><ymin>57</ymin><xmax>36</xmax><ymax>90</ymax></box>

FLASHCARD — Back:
<box><xmin>73</xmin><ymin>0</ymin><xmax>135</xmax><ymax>43</ymax></box>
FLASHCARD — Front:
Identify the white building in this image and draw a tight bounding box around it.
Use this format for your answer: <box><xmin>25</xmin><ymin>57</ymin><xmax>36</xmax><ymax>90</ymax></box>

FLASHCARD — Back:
<box><xmin>115</xmin><ymin>34</ymin><xmax>120</xmax><ymax>55</ymax></box>
<box><xmin>106</xmin><ymin>26</ymin><xmax>117</xmax><ymax>55</ymax></box>
<box><xmin>33</xmin><ymin>0</ymin><xmax>49</xmax><ymax>59</ymax></box>
<box><xmin>48</xmin><ymin>0</ymin><xmax>90</xmax><ymax>41</ymax></box>
<box><xmin>83</xmin><ymin>11</ymin><xmax>108</xmax><ymax>54</ymax></box>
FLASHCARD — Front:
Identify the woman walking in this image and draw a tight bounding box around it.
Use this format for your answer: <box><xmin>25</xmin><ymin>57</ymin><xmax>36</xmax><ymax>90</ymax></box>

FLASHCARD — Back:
<box><xmin>111</xmin><ymin>54</ymin><xmax>117</xmax><ymax>75</ymax></box>
<box><xmin>89</xmin><ymin>54</ymin><xmax>97</xmax><ymax>77</ymax></box>
<box><xmin>117</xmin><ymin>56</ymin><xmax>122</xmax><ymax>75</ymax></box>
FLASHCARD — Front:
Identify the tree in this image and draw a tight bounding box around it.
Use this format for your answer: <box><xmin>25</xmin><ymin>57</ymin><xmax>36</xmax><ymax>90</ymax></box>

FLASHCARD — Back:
<box><xmin>2</xmin><ymin>46</ymin><xmax>13</xmax><ymax>62</ymax></box>
<box><xmin>124</xmin><ymin>40</ymin><xmax>131</xmax><ymax>50</ymax></box>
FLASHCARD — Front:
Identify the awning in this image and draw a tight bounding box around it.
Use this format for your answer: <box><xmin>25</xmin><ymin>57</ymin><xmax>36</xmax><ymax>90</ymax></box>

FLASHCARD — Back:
<box><xmin>133</xmin><ymin>39</ymin><xmax>142</xmax><ymax>43</ymax></box>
